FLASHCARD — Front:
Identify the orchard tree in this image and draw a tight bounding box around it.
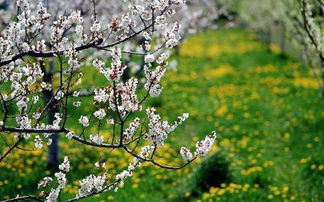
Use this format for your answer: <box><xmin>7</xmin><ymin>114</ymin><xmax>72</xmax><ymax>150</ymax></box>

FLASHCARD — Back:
<box><xmin>239</xmin><ymin>0</ymin><xmax>283</xmax><ymax>45</ymax></box>
<box><xmin>176</xmin><ymin>0</ymin><xmax>218</xmax><ymax>35</ymax></box>
<box><xmin>0</xmin><ymin>0</ymin><xmax>218</xmax><ymax>201</ymax></box>
<box><xmin>300</xmin><ymin>0</ymin><xmax>323</xmax><ymax>95</ymax></box>
<box><xmin>228</xmin><ymin>0</ymin><xmax>323</xmax><ymax>96</ymax></box>
<box><xmin>0</xmin><ymin>0</ymin><xmax>219</xmax><ymax>169</ymax></box>
<box><xmin>276</xmin><ymin>0</ymin><xmax>323</xmax><ymax>96</ymax></box>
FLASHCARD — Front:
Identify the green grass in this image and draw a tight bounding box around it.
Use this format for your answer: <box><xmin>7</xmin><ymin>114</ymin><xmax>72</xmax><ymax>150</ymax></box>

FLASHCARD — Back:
<box><xmin>0</xmin><ymin>28</ymin><xmax>323</xmax><ymax>202</ymax></box>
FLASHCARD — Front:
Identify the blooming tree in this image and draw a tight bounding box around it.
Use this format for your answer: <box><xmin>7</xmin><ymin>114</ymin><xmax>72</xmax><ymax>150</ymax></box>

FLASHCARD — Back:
<box><xmin>274</xmin><ymin>0</ymin><xmax>323</xmax><ymax>96</ymax></box>
<box><xmin>0</xmin><ymin>0</ymin><xmax>217</xmax><ymax>201</ymax></box>
<box><xmin>0</xmin><ymin>0</ymin><xmax>219</xmax><ymax>168</ymax></box>
<box><xmin>299</xmin><ymin>0</ymin><xmax>323</xmax><ymax>95</ymax></box>
<box><xmin>240</xmin><ymin>0</ymin><xmax>285</xmax><ymax>45</ymax></box>
<box><xmin>226</xmin><ymin>0</ymin><xmax>323</xmax><ymax>96</ymax></box>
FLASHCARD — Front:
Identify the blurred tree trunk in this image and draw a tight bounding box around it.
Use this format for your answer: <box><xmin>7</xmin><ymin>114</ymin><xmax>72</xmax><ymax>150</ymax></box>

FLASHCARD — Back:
<box><xmin>135</xmin><ymin>37</ymin><xmax>147</xmax><ymax>78</ymax></box>
<box><xmin>135</xmin><ymin>54</ymin><xmax>146</xmax><ymax>78</ymax></box>
<box><xmin>122</xmin><ymin>61</ymin><xmax>131</xmax><ymax>82</ymax></box>
<box><xmin>280</xmin><ymin>25</ymin><xmax>286</xmax><ymax>53</ymax></box>
<box><xmin>265</xmin><ymin>30</ymin><xmax>271</xmax><ymax>47</ymax></box>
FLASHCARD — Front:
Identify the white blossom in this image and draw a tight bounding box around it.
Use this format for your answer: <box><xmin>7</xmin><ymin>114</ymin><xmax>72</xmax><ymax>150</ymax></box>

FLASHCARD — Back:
<box><xmin>38</xmin><ymin>177</ymin><xmax>53</xmax><ymax>189</ymax></box>
<box><xmin>145</xmin><ymin>108</ymin><xmax>188</xmax><ymax>147</ymax></box>
<box><xmin>95</xmin><ymin>162</ymin><xmax>106</xmax><ymax>168</ymax></box>
<box><xmin>66</xmin><ymin>131</ymin><xmax>75</xmax><ymax>139</ymax></box>
<box><xmin>34</xmin><ymin>135</ymin><xmax>43</xmax><ymax>149</ymax></box>
<box><xmin>123</xmin><ymin>118</ymin><xmax>140</xmax><ymax>142</ymax></box>
<box><xmin>194</xmin><ymin>131</ymin><xmax>217</xmax><ymax>157</ymax></box>
<box><xmin>144</xmin><ymin>66</ymin><xmax>166</xmax><ymax>97</ymax></box>
<box><xmin>93</xmin><ymin>109</ymin><xmax>106</xmax><ymax>120</ymax></box>
<box><xmin>16</xmin><ymin>97</ymin><xmax>29</xmax><ymax>112</ymax></box>
<box><xmin>180</xmin><ymin>147</ymin><xmax>192</xmax><ymax>161</ymax></box>
<box><xmin>73</xmin><ymin>91</ymin><xmax>80</xmax><ymax>97</ymax></box>
<box><xmin>59</xmin><ymin>156</ymin><xmax>70</xmax><ymax>172</ymax></box>
<box><xmin>144</xmin><ymin>54</ymin><xmax>155</xmax><ymax>63</ymax></box>
<box><xmin>93</xmin><ymin>48</ymin><xmax>126</xmax><ymax>81</ymax></box>
<box><xmin>77</xmin><ymin>174</ymin><xmax>107</xmax><ymax>197</ymax></box>
<box><xmin>54</xmin><ymin>171</ymin><xmax>67</xmax><ymax>188</ymax></box>
<box><xmin>16</xmin><ymin>116</ymin><xmax>31</xmax><ymax>129</ymax></box>
<box><xmin>73</xmin><ymin>101</ymin><xmax>81</xmax><ymax>107</ymax></box>
<box><xmin>90</xmin><ymin>134</ymin><xmax>104</xmax><ymax>144</ymax></box>
<box><xmin>54</xmin><ymin>90</ymin><xmax>64</xmax><ymax>100</ymax></box>
<box><xmin>79</xmin><ymin>116</ymin><xmax>89</xmax><ymax>127</ymax></box>
<box><xmin>32</xmin><ymin>95</ymin><xmax>39</xmax><ymax>104</ymax></box>
<box><xmin>149</xmin><ymin>84</ymin><xmax>163</xmax><ymax>97</ymax></box>
<box><xmin>36</xmin><ymin>40</ymin><xmax>46</xmax><ymax>52</ymax></box>
<box><xmin>94</xmin><ymin>88</ymin><xmax>109</xmax><ymax>103</ymax></box>
<box><xmin>46</xmin><ymin>188</ymin><xmax>60</xmax><ymax>202</ymax></box>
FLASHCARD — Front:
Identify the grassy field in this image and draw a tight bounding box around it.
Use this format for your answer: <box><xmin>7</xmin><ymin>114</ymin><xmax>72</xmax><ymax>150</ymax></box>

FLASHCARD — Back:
<box><xmin>0</xmin><ymin>28</ymin><xmax>323</xmax><ymax>201</ymax></box>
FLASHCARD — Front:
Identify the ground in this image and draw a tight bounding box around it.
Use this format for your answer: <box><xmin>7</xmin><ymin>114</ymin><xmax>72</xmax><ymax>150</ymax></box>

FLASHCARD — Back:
<box><xmin>0</xmin><ymin>28</ymin><xmax>323</xmax><ymax>201</ymax></box>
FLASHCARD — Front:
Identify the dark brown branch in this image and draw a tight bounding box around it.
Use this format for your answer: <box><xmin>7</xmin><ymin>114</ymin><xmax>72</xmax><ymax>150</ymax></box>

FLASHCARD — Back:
<box><xmin>2</xmin><ymin>195</ymin><xmax>44</xmax><ymax>202</ymax></box>
<box><xmin>0</xmin><ymin>127</ymin><xmax>124</xmax><ymax>148</ymax></box>
<box><xmin>0</xmin><ymin>42</ymin><xmax>97</xmax><ymax>67</ymax></box>
<box><xmin>64</xmin><ymin>180</ymin><xmax>120</xmax><ymax>202</ymax></box>
<box><xmin>0</xmin><ymin>17</ymin><xmax>157</xmax><ymax>67</ymax></box>
<box><xmin>0</xmin><ymin>138</ymin><xmax>22</xmax><ymax>162</ymax></box>
<box><xmin>0</xmin><ymin>127</ymin><xmax>68</xmax><ymax>133</ymax></box>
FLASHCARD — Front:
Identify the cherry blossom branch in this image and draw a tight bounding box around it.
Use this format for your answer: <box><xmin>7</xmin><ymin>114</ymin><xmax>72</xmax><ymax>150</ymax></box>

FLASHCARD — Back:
<box><xmin>0</xmin><ymin>9</ymin><xmax>161</xmax><ymax>67</ymax></box>
<box><xmin>0</xmin><ymin>42</ymin><xmax>96</xmax><ymax>67</ymax></box>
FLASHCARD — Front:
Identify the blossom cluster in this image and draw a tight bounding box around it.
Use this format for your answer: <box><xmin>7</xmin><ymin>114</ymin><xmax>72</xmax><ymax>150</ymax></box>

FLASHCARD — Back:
<box><xmin>38</xmin><ymin>157</ymin><xmax>71</xmax><ymax>201</ymax></box>
<box><xmin>144</xmin><ymin>66</ymin><xmax>166</xmax><ymax>97</ymax></box>
<box><xmin>77</xmin><ymin>173</ymin><xmax>107</xmax><ymax>198</ymax></box>
<box><xmin>236</xmin><ymin>0</ymin><xmax>323</xmax><ymax>94</ymax></box>
<box><xmin>123</xmin><ymin>118</ymin><xmax>141</xmax><ymax>142</ymax></box>
<box><xmin>146</xmin><ymin>108</ymin><xmax>189</xmax><ymax>147</ymax></box>
<box><xmin>194</xmin><ymin>131</ymin><xmax>217</xmax><ymax>157</ymax></box>
<box><xmin>93</xmin><ymin>49</ymin><xmax>126</xmax><ymax>81</ymax></box>
<box><xmin>180</xmin><ymin>131</ymin><xmax>217</xmax><ymax>161</ymax></box>
<box><xmin>116</xmin><ymin>146</ymin><xmax>154</xmax><ymax>185</ymax></box>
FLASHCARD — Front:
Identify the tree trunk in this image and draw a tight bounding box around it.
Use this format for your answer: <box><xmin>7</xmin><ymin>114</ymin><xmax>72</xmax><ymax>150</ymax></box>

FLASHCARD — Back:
<box><xmin>41</xmin><ymin>59</ymin><xmax>60</xmax><ymax>169</ymax></box>
<box><xmin>265</xmin><ymin>30</ymin><xmax>271</xmax><ymax>47</ymax></box>
<box><xmin>46</xmin><ymin>106</ymin><xmax>59</xmax><ymax>169</ymax></box>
